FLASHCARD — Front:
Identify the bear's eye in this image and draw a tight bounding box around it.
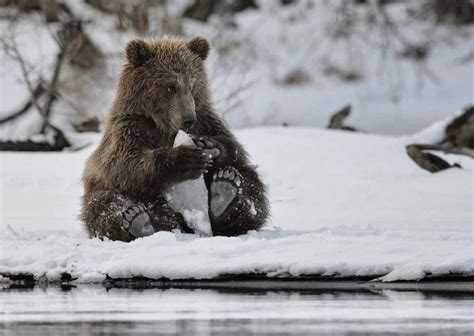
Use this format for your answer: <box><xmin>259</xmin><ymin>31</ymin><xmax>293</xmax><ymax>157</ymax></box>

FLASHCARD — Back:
<box><xmin>166</xmin><ymin>84</ymin><xmax>177</xmax><ymax>94</ymax></box>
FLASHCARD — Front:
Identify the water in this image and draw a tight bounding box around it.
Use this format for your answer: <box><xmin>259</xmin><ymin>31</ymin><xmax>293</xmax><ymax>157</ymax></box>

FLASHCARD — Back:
<box><xmin>1</xmin><ymin>285</ymin><xmax>473</xmax><ymax>335</ymax></box>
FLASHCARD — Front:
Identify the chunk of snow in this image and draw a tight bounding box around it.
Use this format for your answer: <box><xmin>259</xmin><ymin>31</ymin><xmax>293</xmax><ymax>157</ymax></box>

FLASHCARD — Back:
<box><xmin>165</xmin><ymin>130</ymin><xmax>212</xmax><ymax>237</ymax></box>
<box><xmin>247</xmin><ymin>199</ymin><xmax>257</xmax><ymax>216</ymax></box>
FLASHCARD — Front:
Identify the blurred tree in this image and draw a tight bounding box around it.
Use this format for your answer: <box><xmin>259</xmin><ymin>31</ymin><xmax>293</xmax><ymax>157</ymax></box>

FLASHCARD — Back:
<box><xmin>184</xmin><ymin>0</ymin><xmax>257</xmax><ymax>22</ymax></box>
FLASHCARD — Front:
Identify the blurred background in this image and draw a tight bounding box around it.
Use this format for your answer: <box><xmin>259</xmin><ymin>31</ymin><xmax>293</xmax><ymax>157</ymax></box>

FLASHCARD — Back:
<box><xmin>0</xmin><ymin>0</ymin><xmax>472</xmax><ymax>149</ymax></box>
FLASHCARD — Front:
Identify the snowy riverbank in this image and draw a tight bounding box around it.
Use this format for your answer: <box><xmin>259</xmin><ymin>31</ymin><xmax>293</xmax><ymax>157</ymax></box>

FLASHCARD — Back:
<box><xmin>0</xmin><ymin>127</ymin><xmax>472</xmax><ymax>282</ymax></box>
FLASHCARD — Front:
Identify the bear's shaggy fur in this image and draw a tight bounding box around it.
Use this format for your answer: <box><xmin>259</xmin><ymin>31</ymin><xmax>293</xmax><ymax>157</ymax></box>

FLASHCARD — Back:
<box><xmin>81</xmin><ymin>36</ymin><xmax>269</xmax><ymax>241</ymax></box>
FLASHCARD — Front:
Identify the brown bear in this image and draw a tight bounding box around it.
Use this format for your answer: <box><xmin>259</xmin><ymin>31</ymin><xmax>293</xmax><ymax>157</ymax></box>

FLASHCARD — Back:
<box><xmin>81</xmin><ymin>36</ymin><xmax>269</xmax><ymax>242</ymax></box>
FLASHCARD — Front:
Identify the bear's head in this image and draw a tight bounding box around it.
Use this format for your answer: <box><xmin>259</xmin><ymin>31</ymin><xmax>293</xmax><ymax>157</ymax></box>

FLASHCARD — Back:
<box><xmin>117</xmin><ymin>36</ymin><xmax>211</xmax><ymax>133</ymax></box>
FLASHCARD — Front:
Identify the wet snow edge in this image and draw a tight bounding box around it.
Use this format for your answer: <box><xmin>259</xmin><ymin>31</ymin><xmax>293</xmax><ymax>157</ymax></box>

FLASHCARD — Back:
<box><xmin>1</xmin><ymin>228</ymin><xmax>473</xmax><ymax>283</ymax></box>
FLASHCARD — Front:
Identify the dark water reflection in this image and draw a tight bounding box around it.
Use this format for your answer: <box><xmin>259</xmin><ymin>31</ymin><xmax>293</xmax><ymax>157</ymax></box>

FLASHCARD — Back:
<box><xmin>1</xmin><ymin>285</ymin><xmax>473</xmax><ymax>335</ymax></box>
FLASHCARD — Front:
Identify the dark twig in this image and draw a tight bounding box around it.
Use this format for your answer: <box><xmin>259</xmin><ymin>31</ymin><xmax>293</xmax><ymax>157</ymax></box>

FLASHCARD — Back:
<box><xmin>40</xmin><ymin>48</ymin><xmax>67</xmax><ymax>133</ymax></box>
<box><xmin>0</xmin><ymin>82</ymin><xmax>45</xmax><ymax>124</ymax></box>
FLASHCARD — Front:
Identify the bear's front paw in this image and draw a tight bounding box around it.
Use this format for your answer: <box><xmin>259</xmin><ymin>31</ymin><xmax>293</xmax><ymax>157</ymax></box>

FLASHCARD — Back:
<box><xmin>192</xmin><ymin>136</ymin><xmax>221</xmax><ymax>160</ymax></box>
<box><xmin>173</xmin><ymin>145</ymin><xmax>213</xmax><ymax>181</ymax></box>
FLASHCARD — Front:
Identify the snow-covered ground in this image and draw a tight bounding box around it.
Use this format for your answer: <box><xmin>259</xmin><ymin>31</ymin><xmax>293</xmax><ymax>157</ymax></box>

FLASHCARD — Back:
<box><xmin>1</xmin><ymin>126</ymin><xmax>472</xmax><ymax>283</ymax></box>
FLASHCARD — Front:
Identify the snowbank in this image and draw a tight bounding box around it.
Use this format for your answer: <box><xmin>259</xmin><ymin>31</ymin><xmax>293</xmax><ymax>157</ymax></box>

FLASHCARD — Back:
<box><xmin>0</xmin><ymin>128</ymin><xmax>472</xmax><ymax>282</ymax></box>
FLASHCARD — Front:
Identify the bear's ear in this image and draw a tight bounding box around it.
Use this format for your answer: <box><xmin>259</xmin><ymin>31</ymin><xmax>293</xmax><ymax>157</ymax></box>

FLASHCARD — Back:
<box><xmin>187</xmin><ymin>36</ymin><xmax>210</xmax><ymax>60</ymax></box>
<box><xmin>125</xmin><ymin>39</ymin><xmax>152</xmax><ymax>66</ymax></box>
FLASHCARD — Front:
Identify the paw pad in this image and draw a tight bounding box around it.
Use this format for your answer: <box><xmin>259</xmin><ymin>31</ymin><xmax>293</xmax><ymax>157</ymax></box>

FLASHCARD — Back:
<box><xmin>121</xmin><ymin>204</ymin><xmax>154</xmax><ymax>238</ymax></box>
<box><xmin>210</xmin><ymin>167</ymin><xmax>243</xmax><ymax>218</ymax></box>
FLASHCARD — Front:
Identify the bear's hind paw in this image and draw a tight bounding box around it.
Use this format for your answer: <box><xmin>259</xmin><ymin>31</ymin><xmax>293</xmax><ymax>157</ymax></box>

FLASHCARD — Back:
<box><xmin>210</xmin><ymin>166</ymin><xmax>243</xmax><ymax>218</ymax></box>
<box><xmin>121</xmin><ymin>205</ymin><xmax>155</xmax><ymax>238</ymax></box>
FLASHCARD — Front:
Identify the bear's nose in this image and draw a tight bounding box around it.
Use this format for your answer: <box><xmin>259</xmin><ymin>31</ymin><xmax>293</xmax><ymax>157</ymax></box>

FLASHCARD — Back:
<box><xmin>183</xmin><ymin>117</ymin><xmax>196</xmax><ymax>129</ymax></box>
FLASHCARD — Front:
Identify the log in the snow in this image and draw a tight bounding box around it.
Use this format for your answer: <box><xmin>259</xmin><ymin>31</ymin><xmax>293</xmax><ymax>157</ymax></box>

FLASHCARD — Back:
<box><xmin>406</xmin><ymin>144</ymin><xmax>462</xmax><ymax>173</ymax></box>
<box><xmin>0</xmin><ymin>140</ymin><xmax>67</xmax><ymax>152</ymax></box>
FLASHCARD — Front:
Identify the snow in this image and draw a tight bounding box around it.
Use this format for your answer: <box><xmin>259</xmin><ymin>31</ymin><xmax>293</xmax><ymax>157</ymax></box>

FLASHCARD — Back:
<box><xmin>1</xmin><ymin>1</ymin><xmax>473</xmax><ymax>140</ymax></box>
<box><xmin>1</xmin><ymin>127</ymin><xmax>472</xmax><ymax>282</ymax></box>
<box><xmin>196</xmin><ymin>1</ymin><xmax>474</xmax><ymax>135</ymax></box>
<box><xmin>165</xmin><ymin>130</ymin><xmax>212</xmax><ymax>237</ymax></box>
<box><xmin>399</xmin><ymin>108</ymin><xmax>470</xmax><ymax>146</ymax></box>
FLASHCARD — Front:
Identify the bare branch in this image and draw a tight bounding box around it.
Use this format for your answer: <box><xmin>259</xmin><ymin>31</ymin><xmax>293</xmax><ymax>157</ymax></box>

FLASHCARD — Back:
<box><xmin>40</xmin><ymin>47</ymin><xmax>68</xmax><ymax>133</ymax></box>
<box><xmin>0</xmin><ymin>31</ymin><xmax>70</xmax><ymax>147</ymax></box>
<box><xmin>1</xmin><ymin>36</ymin><xmax>46</xmax><ymax>118</ymax></box>
<box><xmin>0</xmin><ymin>82</ymin><xmax>45</xmax><ymax>124</ymax></box>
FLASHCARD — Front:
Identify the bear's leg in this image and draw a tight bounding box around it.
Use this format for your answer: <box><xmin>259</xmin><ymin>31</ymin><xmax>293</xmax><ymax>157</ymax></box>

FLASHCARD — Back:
<box><xmin>82</xmin><ymin>190</ymin><xmax>142</xmax><ymax>241</ymax></box>
<box><xmin>209</xmin><ymin>166</ymin><xmax>269</xmax><ymax>236</ymax></box>
<box><xmin>147</xmin><ymin>197</ymin><xmax>192</xmax><ymax>234</ymax></box>
<box><xmin>82</xmin><ymin>191</ymin><xmax>188</xmax><ymax>242</ymax></box>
